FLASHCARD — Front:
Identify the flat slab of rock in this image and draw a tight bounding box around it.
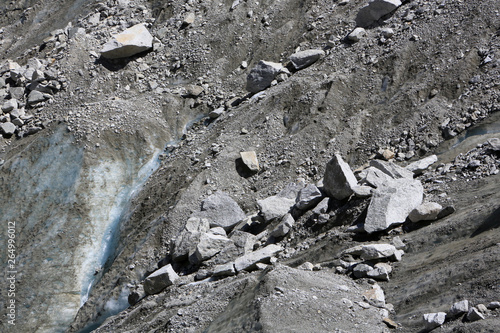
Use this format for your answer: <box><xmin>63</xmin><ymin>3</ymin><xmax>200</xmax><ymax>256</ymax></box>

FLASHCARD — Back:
<box><xmin>323</xmin><ymin>153</ymin><xmax>358</xmax><ymax>200</ymax></box>
<box><xmin>289</xmin><ymin>49</ymin><xmax>325</xmax><ymax>70</ymax></box>
<box><xmin>423</xmin><ymin>312</ymin><xmax>446</xmax><ymax>330</ymax></box>
<box><xmin>369</xmin><ymin>159</ymin><xmax>414</xmax><ymax>180</ymax></box>
<box><xmin>257</xmin><ymin>195</ymin><xmax>295</xmax><ymax>222</ymax></box>
<box><xmin>240</xmin><ymin>151</ymin><xmax>260</xmax><ymax>172</ymax></box>
<box><xmin>363</xmin><ymin>284</ymin><xmax>385</xmax><ymax>307</ymax></box>
<box><xmin>409</xmin><ymin>202</ymin><xmax>442</xmax><ymax>222</ymax></box>
<box><xmin>364</xmin><ymin>178</ymin><xmax>423</xmax><ymax>233</ymax></box>
<box><xmin>234</xmin><ymin>244</ymin><xmax>282</xmax><ymax>272</ymax></box>
<box><xmin>194</xmin><ymin>191</ymin><xmax>246</xmax><ymax>230</ymax></box>
<box><xmin>467</xmin><ymin>307</ymin><xmax>485</xmax><ymax>322</ymax></box>
<box><xmin>101</xmin><ymin>23</ymin><xmax>153</xmax><ymax>59</ymax></box>
<box><xmin>144</xmin><ymin>264</ymin><xmax>179</xmax><ymax>295</ymax></box>
<box><xmin>246</xmin><ymin>60</ymin><xmax>283</xmax><ymax>93</ymax></box>
<box><xmin>356</xmin><ymin>0</ymin><xmax>402</xmax><ymax>28</ymax></box>
<box><xmin>406</xmin><ymin>155</ymin><xmax>438</xmax><ymax>175</ymax></box>
<box><xmin>343</xmin><ymin>243</ymin><xmax>397</xmax><ymax>261</ymax></box>
<box><xmin>27</xmin><ymin>90</ymin><xmax>46</xmax><ymax>105</ymax></box>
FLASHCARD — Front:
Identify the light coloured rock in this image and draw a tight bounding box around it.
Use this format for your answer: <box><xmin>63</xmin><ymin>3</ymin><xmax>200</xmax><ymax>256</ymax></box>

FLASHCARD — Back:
<box><xmin>212</xmin><ymin>262</ymin><xmax>236</xmax><ymax>277</ymax></box>
<box><xmin>477</xmin><ymin>304</ymin><xmax>488</xmax><ymax>314</ymax></box>
<box><xmin>0</xmin><ymin>122</ymin><xmax>16</xmax><ymax>136</ymax></box>
<box><xmin>392</xmin><ymin>236</ymin><xmax>406</xmax><ymax>250</ymax></box>
<box><xmin>323</xmin><ymin>153</ymin><xmax>358</xmax><ymax>200</ymax></box>
<box><xmin>347</xmin><ymin>27</ymin><xmax>367</xmax><ymax>42</ymax></box>
<box><xmin>183</xmin><ymin>12</ymin><xmax>196</xmax><ymax>26</ymax></box>
<box><xmin>143</xmin><ymin>264</ymin><xmax>179</xmax><ymax>295</ymax></box>
<box><xmin>295</xmin><ymin>184</ymin><xmax>323</xmax><ymax>210</ymax></box>
<box><xmin>278</xmin><ymin>181</ymin><xmax>306</xmax><ymax>199</ymax></box>
<box><xmin>2</xmin><ymin>99</ymin><xmax>17</xmax><ymax>113</ymax></box>
<box><xmin>312</xmin><ymin>197</ymin><xmax>329</xmax><ymax>215</ymax></box>
<box><xmin>352</xmin><ymin>185</ymin><xmax>373</xmax><ymax>198</ymax></box>
<box><xmin>172</xmin><ymin>217</ymin><xmax>210</xmax><ymax>262</ymax></box>
<box><xmin>257</xmin><ymin>195</ymin><xmax>295</xmax><ymax>222</ymax></box>
<box><xmin>356</xmin><ymin>0</ymin><xmax>402</xmax><ymax>28</ymax></box>
<box><xmin>423</xmin><ymin>312</ymin><xmax>446</xmax><ymax>330</ymax></box>
<box><xmin>364</xmin><ymin>178</ymin><xmax>423</xmax><ymax>233</ymax></box>
<box><xmin>409</xmin><ymin>202</ymin><xmax>442</xmax><ymax>222</ymax></box>
<box><xmin>488</xmin><ymin>301</ymin><xmax>500</xmax><ymax>310</ymax></box>
<box><xmin>234</xmin><ymin>244</ymin><xmax>282</xmax><ymax>272</ymax></box>
<box><xmin>467</xmin><ymin>307</ymin><xmax>485</xmax><ymax>322</ymax></box>
<box><xmin>353</xmin><ymin>263</ymin><xmax>373</xmax><ymax>278</ymax></box>
<box><xmin>246</xmin><ymin>60</ymin><xmax>283</xmax><ymax>93</ymax></box>
<box><xmin>27</xmin><ymin>90</ymin><xmax>46</xmax><ymax>105</ymax></box>
<box><xmin>101</xmin><ymin>23</ymin><xmax>153</xmax><ymax>59</ymax></box>
<box><xmin>271</xmin><ymin>213</ymin><xmax>295</xmax><ymax>238</ymax></box>
<box><xmin>359</xmin><ymin>166</ymin><xmax>392</xmax><ymax>188</ymax></box>
<box><xmin>297</xmin><ymin>262</ymin><xmax>314</xmax><ymax>271</ymax></box>
<box><xmin>363</xmin><ymin>284</ymin><xmax>385</xmax><ymax>308</ymax></box>
<box><xmin>240</xmin><ymin>151</ymin><xmax>260</xmax><ymax>172</ymax></box>
<box><xmin>229</xmin><ymin>231</ymin><xmax>257</xmax><ymax>254</ymax></box>
<box><xmin>367</xmin><ymin>263</ymin><xmax>392</xmax><ymax>281</ymax></box>
<box><xmin>392</xmin><ymin>249</ymin><xmax>404</xmax><ymax>262</ymax></box>
<box><xmin>380</xmin><ymin>27</ymin><xmax>394</xmax><ymax>38</ymax></box>
<box><xmin>289</xmin><ymin>49</ymin><xmax>325</xmax><ymax>70</ymax></box>
<box><xmin>209</xmin><ymin>107</ymin><xmax>224</xmax><ymax>119</ymax></box>
<box><xmin>487</xmin><ymin>138</ymin><xmax>500</xmax><ymax>151</ymax></box>
<box><xmin>406</xmin><ymin>155</ymin><xmax>438</xmax><ymax>175</ymax></box>
<box><xmin>370</xmin><ymin>159</ymin><xmax>414</xmax><ymax>180</ymax></box>
<box><xmin>193</xmin><ymin>233</ymin><xmax>233</xmax><ymax>263</ymax></box>
<box><xmin>194</xmin><ymin>191</ymin><xmax>246</xmax><ymax>230</ymax></box>
<box><xmin>343</xmin><ymin>243</ymin><xmax>396</xmax><ymax>261</ymax></box>
<box><xmin>209</xmin><ymin>227</ymin><xmax>227</xmax><ymax>236</ymax></box>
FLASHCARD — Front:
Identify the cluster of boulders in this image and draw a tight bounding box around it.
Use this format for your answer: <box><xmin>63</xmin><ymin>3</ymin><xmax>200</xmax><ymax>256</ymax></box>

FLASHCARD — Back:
<box><xmin>0</xmin><ymin>58</ymin><xmax>66</xmax><ymax>138</ymax></box>
<box><xmin>424</xmin><ymin>299</ymin><xmax>500</xmax><ymax>331</ymax></box>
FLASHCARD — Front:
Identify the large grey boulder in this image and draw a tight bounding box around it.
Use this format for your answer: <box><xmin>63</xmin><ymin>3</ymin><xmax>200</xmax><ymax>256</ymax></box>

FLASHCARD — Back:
<box><xmin>101</xmin><ymin>23</ymin><xmax>153</xmax><ymax>59</ymax></box>
<box><xmin>369</xmin><ymin>159</ymin><xmax>414</xmax><ymax>180</ymax></box>
<box><xmin>246</xmin><ymin>60</ymin><xmax>283</xmax><ymax>93</ymax></box>
<box><xmin>295</xmin><ymin>184</ymin><xmax>323</xmax><ymax>210</ymax></box>
<box><xmin>356</xmin><ymin>0</ymin><xmax>402</xmax><ymax>28</ymax></box>
<box><xmin>143</xmin><ymin>264</ymin><xmax>179</xmax><ymax>295</ymax></box>
<box><xmin>423</xmin><ymin>312</ymin><xmax>446</xmax><ymax>331</ymax></box>
<box><xmin>257</xmin><ymin>195</ymin><xmax>295</xmax><ymax>222</ymax></box>
<box><xmin>0</xmin><ymin>122</ymin><xmax>16</xmax><ymax>137</ymax></box>
<box><xmin>2</xmin><ymin>99</ymin><xmax>18</xmax><ymax>113</ymax></box>
<box><xmin>289</xmin><ymin>49</ymin><xmax>325</xmax><ymax>70</ymax></box>
<box><xmin>409</xmin><ymin>202</ymin><xmax>442</xmax><ymax>222</ymax></box>
<box><xmin>359</xmin><ymin>166</ymin><xmax>392</xmax><ymax>189</ymax></box>
<box><xmin>27</xmin><ymin>90</ymin><xmax>46</xmax><ymax>105</ymax></box>
<box><xmin>323</xmin><ymin>153</ymin><xmax>358</xmax><ymax>200</ymax></box>
<box><xmin>194</xmin><ymin>192</ymin><xmax>246</xmax><ymax>230</ymax></box>
<box><xmin>172</xmin><ymin>217</ymin><xmax>210</xmax><ymax>262</ymax></box>
<box><xmin>364</xmin><ymin>178</ymin><xmax>423</xmax><ymax>233</ymax></box>
<box><xmin>406</xmin><ymin>155</ymin><xmax>438</xmax><ymax>175</ymax></box>
<box><xmin>192</xmin><ymin>233</ymin><xmax>233</xmax><ymax>264</ymax></box>
<box><xmin>234</xmin><ymin>244</ymin><xmax>282</xmax><ymax>272</ymax></box>
<box><xmin>449</xmin><ymin>300</ymin><xmax>469</xmax><ymax>317</ymax></box>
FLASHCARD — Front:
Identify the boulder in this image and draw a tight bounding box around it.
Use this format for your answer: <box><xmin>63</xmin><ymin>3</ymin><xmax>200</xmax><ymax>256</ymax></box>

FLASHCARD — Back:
<box><xmin>423</xmin><ymin>312</ymin><xmax>446</xmax><ymax>331</ymax></box>
<box><xmin>172</xmin><ymin>217</ymin><xmax>210</xmax><ymax>262</ymax></box>
<box><xmin>487</xmin><ymin>301</ymin><xmax>500</xmax><ymax>310</ymax></box>
<box><xmin>347</xmin><ymin>27</ymin><xmax>367</xmax><ymax>42</ymax></box>
<box><xmin>278</xmin><ymin>181</ymin><xmax>305</xmax><ymax>199</ymax></box>
<box><xmin>270</xmin><ymin>213</ymin><xmax>295</xmax><ymax>238</ymax></box>
<box><xmin>128</xmin><ymin>285</ymin><xmax>146</xmax><ymax>306</ymax></box>
<box><xmin>366</xmin><ymin>263</ymin><xmax>391</xmax><ymax>281</ymax></box>
<box><xmin>312</xmin><ymin>197</ymin><xmax>329</xmax><ymax>215</ymax></box>
<box><xmin>101</xmin><ymin>23</ymin><xmax>153</xmax><ymax>59</ymax></box>
<box><xmin>230</xmin><ymin>231</ymin><xmax>257</xmax><ymax>254</ymax></box>
<box><xmin>209</xmin><ymin>107</ymin><xmax>225</xmax><ymax>119</ymax></box>
<box><xmin>323</xmin><ymin>153</ymin><xmax>358</xmax><ymax>200</ymax></box>
<box><xmin>143</xmin><ymin>264</ymin><xmax>179</xmax><ymax>295</ymax></box>
<box><xmin>363</xmin><ymin>284</ymin><xmax>385</xmax><ymax>307</ymax></box>
<box><xmin>467</xmin><ymin>307</ymin><xmax>485</xmax><ymax>322</ymax></box>
<box><xmin>212</xmin><ymin>262</ymin><xmax>236</xmax><ymax>277</ymax></box>
<box><xmin>356</xmin><ymin>0</ymin><xmax>402</xmax><ymax>28</ymax></box>
<box><xmin>246</xmin><ymin>60</ymin><xmax>283</xmax><ymax>93</ymax></box>
<box><xmin>369</xmin><ymin>159</ymin><xmax>414</xmax><ymax>180</ymax></box>
<box><xmin>353</xmin><ymin>263</ymin><xmax>373</xmax><ymax>278</ymax></box>
<box><xmin>240</xmin><ymin>151</ymin><xmax>260</xmax><ymax>172</ymax></box>
<box><xmin>364</xmin><ymin>178</ymin><xmax>423</xmax><ymax>233</ymax></box>
<box><xmin>359</xmin><ymin>166</ymin><xmax>393</xmax><ymax>189</ymax></box>
<box><xmin>234</xmin><ymin>244</ymin><xmax>282</xmax><ymax>272</ymax></box>
<box><xmin>1</xmin><ymin>99</ymin><xmax>17</xmax><ymax>113</ymax></box>
<box><xmin>257</xmin><ymin>195</ymin><xmax>295</xmax><ymax>222</ymax></box>
<box><xmin>406</xmin><ymin>155</ymin><xmax>438</xmax><ymax>175</ymax></box>
<box><xmin>192</xmin><ymin>233</ymin><xmax>233</xmax><ymax>264</ymax></box>
<box><xmin>409</xmin><ymin>202</ymin><xmax>442</xmax><ymax>222</ymax></box>
<box><xmin>289</xmin><ymin>49</ymin><xmax>325</xmax><ymax>70</ymax></box>
<box><xmin>27</xmin><ymin>90</ymin><xmax>46</xmax><ymax>105</ymax></box>
<box><xmin>194</xmin><ymin>192</ymin><xmax>246</xmax><ymax>230</ymax></box>
<box><xmin>295</xmin><ymin>184</ymin><xmax>323</xmax><ymax>210</ymax></box>
<box><xmin>0</xmin><ymin>122</ymin><xmax>16</xmax><ymax>137</ymax></box>
<box><xmin>352</xmin><ymin>185</ymin><xmax>373</xmax><ymax>198</ymax></box>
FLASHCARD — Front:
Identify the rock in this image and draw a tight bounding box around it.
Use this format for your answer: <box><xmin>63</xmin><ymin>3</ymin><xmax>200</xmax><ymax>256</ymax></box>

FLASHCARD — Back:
<box><xmin>270</xmin><ymin>213</ymin><xmax>295</xmax><ymax>238</ymax></box>
<box><xmin>323</xmin><ymin>153</ymin><xmax>358</xmax><ymax>200</ymax></box>
<box><xmin>209</xmin><ymin>227</ymin><xmax>227</xmax><ymax>236</ymax></box>
<box><xmin>289</xmin><ymin>49</ymin><xmax>325</xmax><ymax>70</ymax></box>
<box><xmin>352</xmin><ymin>185</ymin><xmax>373</xmax><ymax>198</ymax></box>
<box><xmin>343</xmin><ymin>243</ymin><xmax>397</xmax><ymax>261</ymax></box>
<box><xmin>356</xmin><ymin>0</ymin><xmax>402</xmax><ymax>28</ymax></box>
<box><xmin>359</xmin><ymin>166</ymin><xmax>393</xmax><ymax>188</ymax></box>
<box><xmin>383</xmin><ymin>317</ymin><xmax>398</xmax><ymax>328</ymax></box>
<box><xmin>212</xmin><ymin>262</ymin><xmax>236</xmax><ymax>277</ymax></box>
<box><xmin>11</xmin><ymin>118</ymin><xmax>24</xmax><ymax>127</ymax></box>
<box><xmin>128</xmin><ymin>285</ymin><xmax>146</xmax><ymax>306</ymax></box>
<box><xmin>257</xmin><ymin>195</ymin><xmax>295</xmax><ymax>222</ymax></box>
<box><xmin>234</xmin><ymin>244</ymin><xmax>282</xmax><ymax>272</ymax></box>
<box><xmin>437</xmin><ymin>206</ymin><xmax>455</xmax><ymax>219</ymax></box>
<box><xmin>182</xmin><ymin>12</ymin><xmax>195</xmax><ymax>27</ymax></box>
<box><xmin>312</xmin><ymin>197</ymin><xmax>329</xmax><ymax>215</ymax></box>
<box><xmin>192</xmin><ymin>233</ymin><xmax>233</xmax><ymax>264</ymax></box>
<box><xmin>347</xmin><ymin>27</ymin><xmax>367</xmax><ymax>42</ymax></box>
<box><xmin>295</xmin><ymin>184</ymin><xmax>323</xmax><ymax>210</ymax></box>
<box><xmin>364</xmin><ymin>178</ymin><xmax>423</xmax><ymax>233</ymax></box>
<box><xmin>380</xmin><ymin>27</ymin><xmax>394</xmax><ymax>38</ymax></box>
<box><xmin>449</xmin><ymin>300</ymin><xmax>469</xmax><ymax>317</ymax></box>
<box><xmin>172</xmin><ymin>217</ymin><xmax>210</xmax><ymax>262</ymax></box>
<box><xmin>277</xmin><ymin>181</ymin><xmax>305</xmax><ymax>199</ymax></box>
<box><xmin>183</xmin><ymin>85</ymin><xmax>204</xmax><ymax>97</ymax></box>
<box><xmin>101</xmin><ymin>23</ymin><xmax>153</xmax><ymax>59</ymax></box>
<box><xmin>392</xmin><ymin>236</ymin><xmax>406</xmax><ymax>250</ymax></box>
<box><xmin>297</xmin><ymin>262</ymin><xmax>314</xmax><ymax>271</ymax></box>
<box><xmin>363</xmin><ymin>284</ymin><xmax>385</xmax><ymax>308</ymax></box>
<box><xmin>0</xmin><ymin>122</ymin><xmax>16</xmax><ymax>137</ymax></box>
<box><xmin>246</xmin><ymin>60</ymin><xmax>283</xmax><ymax>93</ymax></box>
<box><xmin>9</xmin><ymin>87</ymin><xmax>25</xmax><ymax>101</ymax></box>
<box><xmin>467</xmin><ymin>307</ymin><xmax>485</xmax><ymax>322</ymax></box>
<box><xmin>423</xmin><ymin>312</ymin><xmax>446</xmax><ymax>331</ymax></box>
<box><xmin>240</xmin><ymin>151</ymin><xmax>260</xmax><ymax>172</ymax></box>
<box><xmin>27</xmin><ymin>90</ymin><xmax>46</xmax><ymax>105</ymax></box>
<box><xmin>2</xmin><ymin>99</ymin><xmax>17</xmax><ymax>113</ymax></box>
<box><xmin>143</xmin><ymin>264</ymin><xmax>179</xmax><ymax>295</ymax></box>
<box><xmin>367</xmin><ymin>263</ymin><xmax>392</xmax><ymax>281</ymax></box>
<box><xmin>370</xmin><ymin>159</ymin><xmax>414</xmax><ymax>180</ymax></box>
<box><xmin>392</xmin><ymin>249</ymin><xmax>404</xmax><ymax>262</ymax></box>
<box><xmin>194</xmin><ymin>192</ymin><xmax>246</xmax><ymax>230</ymax></box>
<box><xmin>409</xmin><ymin>202</ymin><xmax>442</xmax><ymax>222</ymax></box>
<box><xmin>477</xmin><ymin>304</ymin><xmax>488</xmax><ymax>314</ymax></box>
<box><xmin>487</xmin><ymin>138</ymin><xmax>500</xmax><ymax>151</ymax></box>
<box><xmin>406</xmin><ymin>155</ymin><xmax>438</xmax><ymax>175</ymax></box>
<box><xmin>487</xmin><ymin>301</ymin><xmax>500</xmax><ymax>310</ymax></box>
<box><xmin>209</xmin><ymin>107</ymin><xmax>224</xmax><ymax>119</ymax></box>
<box><xmin>229</xmin><ymin>231</ymin><xmax>257</xmax><ymax>254</ymax></box>
<box><xmin>353</xmin><ymin>263</ymin><xmax>373</xmax><ymax>278</ymax></box>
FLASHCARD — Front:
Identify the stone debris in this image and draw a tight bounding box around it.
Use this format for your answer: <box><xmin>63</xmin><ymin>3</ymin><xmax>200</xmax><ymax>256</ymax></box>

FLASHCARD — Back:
<box><xmin>172</xmin><ymin>217</ymin><xmax>210</xmax><ymax>262</ymax></box>
<box><xmin>209</xmin><ymin>107</ymin><xmax>225</xmax><ymax>119</ymax></box>
<box><xmin>356</xmin><ymin>0</ymin><xmax>402</xmax><ymax>28</ymax></box>
<box><xmin>449</xmin><ymin>300</ymin><xmax>469</xmax><ymax>317</ymax></box>
<box><xmin>101</xmin><ymin>23</ymin><xmax>153</xmax><ymax>59</ymax></box>
<box><xmin>289</xmin><ymin>49</ymin><xmax>325</xmax><ymax>70</ymax></box>
<box><xmin>323</xmin><ymin>153</ymin><xmax>358</xmax><ymax>200</ymax></box>
<box><xmin>192</xmin><ymin>233</ymin><xmax>233</xmax><ymax>264</ymax></box>
<box><xmin>194</xmin><ymin>192</ymin><xmax>246</xmax><ymax>230</ymax></box>
<box><xmin>347</xmin><ymin>27</ymin><xmax>367</xmax><ymax>42</ymax></box>
<box><xmin>270</xmin><ymin>213</ymin><xmax>295</xmax><ymax>238</ymax></box>
<box><xmin>1</xmin><ymin>99</ymin><xmax>17</xmax><ymax>112</ymax></box>
<box><xmin>212</xmin><ymin>262</ymin><xmax>236</xmax><ymax>277</ymax></box>
<box><xmin>240</xmin><ymin>151</ymin><xmax>260</xmax><ymax>172</ymax></box>
<box><xmin>353</xmin><ymin>263</ymin><xmax>373</xmax><ymax>278</ymax></box>
<box><xmin>295</xmin><ymin>184</ymin><xmax>323</xmax><ymax>210</ymax></box>
<box><xmin>143</xmin><ymin>264</ymin><xmax>179</xmax><ymax>295</ymax></box>
<box><xmin>406</xmin><ymin>155</ymin><xmax>438</xmax><ymax>175</ymax></box>
<box><xmin>0</xmin><ymin>122</ymin><xmax>16</xmax><ymax>137</ymax></box>
<box><xmin>488</xmin><ymin>301</ymin><xmax>500</xmax><ymax>310</ymax></box>
<box><xmin>366</xmin><ymin>263</ymin><xmax>392</xmax><ymax>281</ymax></box>
<box><xmin>363</xmin><ymin>284</ymin><xmax>385</xmax><ymax>308</ymax></box>
<box><xmin>352</xmin><ymin>185</ymin><xmax>373</xmax><ymax>198</ymax></box>
<box><xmin>369</xmin><ymin>159</ymin><xmax>414</xmax><ymax>180</ymax></box>
<box><xmin>423</xmin><ymin>312</ymin><xmax>446</xmax><ymax>331</ymax></box>
<box><xmin>467</xmin><ymin>307</ymin><xmax>485</xmax><ymax>322</ymax></box>
<box><xmin>234</xmin><ymin>244</ymin><xmax>282</xmax><ymax>272</ymax></box>
<box><xmin>343</xmin><ymin>243</ymin><xmax>397</xmax><ymax>261</ymax></box>
<box><xmin>409</xmin><ymin>202</ymin><xmax>442</xmax><ymax>222</ymax></box>
<box><xmin>246</xmin><ymin>60</ymin><xmax>284</xmax><ymax>93</ymax></box>
<box><xmin>257</xmin><ymin>195</ymin><xmax>296</xmax><ymax>222</ymax></box>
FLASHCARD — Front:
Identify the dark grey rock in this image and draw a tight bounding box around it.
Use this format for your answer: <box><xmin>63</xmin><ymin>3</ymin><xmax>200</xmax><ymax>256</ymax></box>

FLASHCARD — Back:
<box><xmin>323</xmin><ymin>153</ymin><xmax>357</xmax><ymax>200</ymax></box>
<box><xmin>356</xmin><ymin>0</ymin><xmax>402</xmax><ymax>28</ymax></box>
<box><xmin>246</xmin><ymin>60</ymin><xmax>283</xmax><ymax>93</ymax></box>
<box><xmin>289</xmin><ymin>49</ymin><xmax>325</xmax><ymax>70</ymax></box>
<box><xmin>143</xmin><ymin>264</ymin><xmax>179</xmax><ymax>295</ymax></box>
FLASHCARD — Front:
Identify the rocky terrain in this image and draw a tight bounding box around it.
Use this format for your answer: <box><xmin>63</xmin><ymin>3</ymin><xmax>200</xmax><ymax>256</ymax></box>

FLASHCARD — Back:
<box><xmin>1</xmin><ymin>0</ymin><xmax>499</xmax><ymax>332</ymax></box>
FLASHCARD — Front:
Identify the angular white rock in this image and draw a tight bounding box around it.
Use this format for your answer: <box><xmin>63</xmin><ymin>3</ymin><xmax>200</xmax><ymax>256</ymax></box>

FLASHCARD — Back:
<box><xmin>289</xmin><ymin>49</ymin><xmax>325</xmax><ymax>70</ymax></box>
<box><xmin>409</xmin><ymin>202</ymin><xmax>442</xmax><ymax>222</ymax></box>
<box><xmin>246</xmin><ymin>60</ymin><xmax>283</xmax><ymax>93</ymax></box>
<box><xmin>295</xmin><ymin>184</ymin><xmax>323</xmax><ymax>210</ymax></box>
<box><xmin>234</xmin><ymin>244</ymin><xmax>282</xmax><ymax>272</ymax></box>
<box><xmin>323</xmin><ymin>153</ymin><xmax>358</xmax><ymax>200</ymax></box>
<box><xmin>271</xmin><ymin>213</ymin><xmax>295</xmax><ymax>238</ymax></box>
<box><xmin>406</xmin><ymin>155</ymin><xmax>438</xmax><ymax>175</ymax></box>
<box><xmin>144</xmin><ymin>264</ymin><xmax>179</xmax><ymax>295</ymax></box>
<box><xmin>240</xmin><ymin>151</ymin><xmax>260</xmax><ymax>172</ymax></box>
<box><xmin>193</xmin><ymin>233</ymin><xmax>233</xmax><ymax>263</ymax></box>
<box><xmin>257</xmin><ymin>195</ymin><xmax>295</xmax><ymax>222</ymax></box>
<box><xmin>348</xmin><ymin>27</ymin><xmax>367</xmax><ymax>42</ymax></box>
<box><xmin>423</xmin><ymin>312</ymin><xmax>446</xmax><ymax>330</ymax></box>
<box><xmin>101</xmin><ymin>23</ymin><xmax>153</xmax><ymax>59</ymax></box>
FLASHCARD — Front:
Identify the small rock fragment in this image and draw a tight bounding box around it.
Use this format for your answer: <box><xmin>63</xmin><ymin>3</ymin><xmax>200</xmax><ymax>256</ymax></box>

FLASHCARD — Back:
<box><xmin>406</xmin><ymin>155</ymin><xmax>438</xmax><ymax>175</ymax></box>
<box><xmin>270</xmin><ymin>213</ymin><xmax>295</xmax><ymax>238</ymax></box>
<box><xmin>246</xmin><ymin>60</ymin><xmax>283</xmax><ymax>93</ymax></box>
<box><xmin>347</xmin><ymin>27</ymin><xmax>367</xmax><ymax>42</ymax></box>
<box><xmin>289</xmin><ymin>49</ymin><xmax>325</xmax><ymax>70</ymax></box>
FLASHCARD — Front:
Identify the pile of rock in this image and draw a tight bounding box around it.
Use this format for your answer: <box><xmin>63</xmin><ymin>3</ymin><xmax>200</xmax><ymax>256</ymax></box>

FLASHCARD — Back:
<box><xmin>0</xmin><ymin>58</ymin><xmax>66</xmax><ymax>138</ymax></box>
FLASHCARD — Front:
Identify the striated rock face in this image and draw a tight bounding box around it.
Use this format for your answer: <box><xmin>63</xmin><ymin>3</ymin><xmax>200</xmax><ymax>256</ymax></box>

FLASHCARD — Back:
<box><xmin>101</xmin><ymin>23</ymin><xmax>153</xmax><ymax>59</ymax></box>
